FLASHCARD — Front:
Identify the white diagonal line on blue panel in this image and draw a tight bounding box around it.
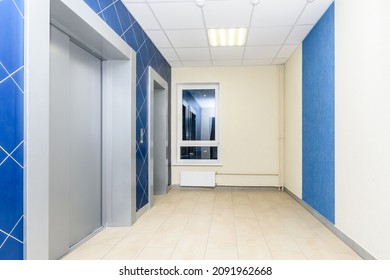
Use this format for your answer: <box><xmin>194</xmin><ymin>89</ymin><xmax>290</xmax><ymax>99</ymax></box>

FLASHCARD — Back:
<box><xmin>136</xmin><ymin>96</ymin><xmax>147</xmax><ymax>120</ymax></box>
<box><xmin>12</xmin><ymin>0</ymin><xmax>24</xmax><ymax>19</ymax></box>
<box><xmin>113</xmin><ymin>3</ymin><xmax>123</xmax><ymax>34</ymax></box>
<box><xmin>136</xmin><ymin>176</ymin><xmax>148</xmax><ymax>209</ymax></box>
<box><xmin>0</xmin><ymin>62</ymin><xmax>24</xmax><ymax>94</ymax></box>
<box><xmin>97</xmin><ymin>0</ymin><xmax>119</xmax><ymax>15</ymax></box>
<box><xmin>120</xmin><ymin>21</ymin><xmax>135</xmax><ymax>38</ymax></box>
<box><xmin>0</xmin><ymin>141</ymin><xmax>24</xmax><ymax>168</ymax></box>
<box><xmin>0</xmin><ymin>215</ymin><xmax>24</xmax><ymax>250</ymax></box>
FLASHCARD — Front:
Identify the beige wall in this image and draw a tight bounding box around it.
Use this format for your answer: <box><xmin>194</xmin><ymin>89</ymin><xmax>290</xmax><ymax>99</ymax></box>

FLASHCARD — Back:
<box><xmin>171</xmin><ymin>66</ymin><xmax>282</xmax><ymax>187</ymax></box>
<box><xmin>335</xmin><ymin>0</ymin><xmax>390</xmax><ymax>259</ymax></box>
<box><xmin>284</xmin><ymin>45</ymin><xmax>303</xmax><ymax>198</ymax></box>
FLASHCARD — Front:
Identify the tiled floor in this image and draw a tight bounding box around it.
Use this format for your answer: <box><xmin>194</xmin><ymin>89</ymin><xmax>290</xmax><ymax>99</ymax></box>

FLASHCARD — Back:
<box><xmin>62</xmin><ymin>187</ymin><xmax>361</xmax><ymax>260</ymax></box>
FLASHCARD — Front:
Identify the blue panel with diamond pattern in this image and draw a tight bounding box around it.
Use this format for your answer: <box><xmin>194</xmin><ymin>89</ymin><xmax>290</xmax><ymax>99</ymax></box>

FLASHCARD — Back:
<box><xmin>0</xmin><ymin>0</ymin><xmax>24</xmax><ymax>260</ymax></box>
<box><xmin>84</xmin><ymin>0</ymin><xmax>171</xmax><ymax>211</ymax></box>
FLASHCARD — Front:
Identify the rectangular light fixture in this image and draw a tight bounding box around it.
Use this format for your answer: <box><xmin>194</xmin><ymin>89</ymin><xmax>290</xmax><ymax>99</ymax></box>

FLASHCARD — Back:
<box><xmin>208</xmin><ymin>28</ymin><xmax>247</xmax><ymax>47</ymax></box>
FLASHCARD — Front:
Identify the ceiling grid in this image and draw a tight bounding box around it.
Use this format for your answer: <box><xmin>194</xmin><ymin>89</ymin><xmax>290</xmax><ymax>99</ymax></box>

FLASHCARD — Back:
<box><xmin>122</xmin><ymin>0</ymin><xmax>334</xmax><ymax>67</ymax></box>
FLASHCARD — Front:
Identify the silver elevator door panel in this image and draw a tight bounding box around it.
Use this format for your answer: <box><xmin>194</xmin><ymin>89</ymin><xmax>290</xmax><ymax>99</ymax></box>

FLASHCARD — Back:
<box><xmin>49</xmin><ymin>25</ymin><xmax>102</xmax><ymax>258</ymax></box>
<box><xmin>69</xmin><ymin>40</ymin><xmax>102</xmax><ymax>247</ymax></box>
<box><xmin>153</xmin><ymin>87</ymin><xmax>168</xmax><ymax>196</ymax></box>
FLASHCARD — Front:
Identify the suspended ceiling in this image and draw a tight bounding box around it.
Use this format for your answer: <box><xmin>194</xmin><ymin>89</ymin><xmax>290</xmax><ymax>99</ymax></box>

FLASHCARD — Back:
<box><xmin>122</xmin><ymin>0</ymin><xmax>334</xmax><ymax>67</ymax></box>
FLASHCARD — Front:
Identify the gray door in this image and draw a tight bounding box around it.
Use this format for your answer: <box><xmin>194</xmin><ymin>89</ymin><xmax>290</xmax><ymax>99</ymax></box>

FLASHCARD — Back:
<box><xmin>152</xmin><ymin>84</ymin><xmax>168</xmax><ymax>196</ymax></box>
<box><xmin>68</xmin><ymin>39</ymin><xmax>102</xmax><ymax>247</ymax></box>
<box><xmin>49</xmin><ymin>25</ymin><xmax>102</xmax><ymax>258</ymax></box>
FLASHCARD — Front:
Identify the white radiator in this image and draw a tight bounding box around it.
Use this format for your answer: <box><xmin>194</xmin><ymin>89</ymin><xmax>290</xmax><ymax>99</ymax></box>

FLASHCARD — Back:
<box><xmin>180</xmin><ymin>171</ymin><xmax>216</xmax><ymax>187</ymax></box>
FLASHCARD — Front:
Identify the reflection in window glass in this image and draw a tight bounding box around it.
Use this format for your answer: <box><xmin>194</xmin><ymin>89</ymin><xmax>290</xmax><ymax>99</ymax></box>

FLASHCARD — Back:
<box><xmin>182</xmin><ymin>89</ymin><xmax>215</xmax><ymax>141</ymax></box>
<box><xmin>180</xmin><ymin>146</ymin><xmax>218</xmax><ymax>160</ymax></box>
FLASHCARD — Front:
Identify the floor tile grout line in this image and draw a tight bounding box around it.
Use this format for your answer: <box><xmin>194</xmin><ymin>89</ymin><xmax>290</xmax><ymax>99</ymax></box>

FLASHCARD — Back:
<box><xmin>65</xmin><ymin>188</ymin><xmax>362</xmax><ymax>260</ymax></box>
<box><xmin>133</xmin><ymin>206</ymin><xmax>172</xmax><ymax>260</ymax></box>
<box><xmin>100</xmin><ymin>228</ymin><xmax>134</xmax><ymax>260</ymax></box>
<box><xmin>202</xmin><ymin>192</ymin><xmax>218</xmax><ymax>260</ymax></box>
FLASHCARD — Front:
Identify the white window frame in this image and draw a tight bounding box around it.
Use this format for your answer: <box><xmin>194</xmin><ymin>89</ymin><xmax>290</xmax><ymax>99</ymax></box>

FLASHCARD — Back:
<box><xmin>177</xmin><ymin>82</ymin><xmax>220</xmax><ymax>165</ymax></box>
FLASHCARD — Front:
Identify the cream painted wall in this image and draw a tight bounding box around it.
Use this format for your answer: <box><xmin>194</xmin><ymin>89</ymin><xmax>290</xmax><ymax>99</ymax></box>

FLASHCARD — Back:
<box><xmin>284</xmin><ymin>45</ymin><xmax>303</xmax><ymax>198</ymax></box>
<box><xmin>171</xmin><ymin>66</ymin><xmax>282</xmax><ymax>187</ymax></box>
<box><xmin>335</xmin><ymin>0</ymin><xmax>390</xmax><ymax>259</ymax></box>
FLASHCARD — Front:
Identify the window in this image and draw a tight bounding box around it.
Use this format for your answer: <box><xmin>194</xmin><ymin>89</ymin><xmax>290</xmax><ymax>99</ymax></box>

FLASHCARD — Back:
<box><xmin>177</xmin><ymin>83</ymin><xmax>220</xmax><ymax>164</ymax></box>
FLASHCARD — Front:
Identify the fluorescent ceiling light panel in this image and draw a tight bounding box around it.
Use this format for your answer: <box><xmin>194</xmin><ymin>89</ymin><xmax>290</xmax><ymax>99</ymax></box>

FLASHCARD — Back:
<box><xmin>208</xmin><ymin>28</ymin><xmax>247</xmax><ymax>47</ymax></box>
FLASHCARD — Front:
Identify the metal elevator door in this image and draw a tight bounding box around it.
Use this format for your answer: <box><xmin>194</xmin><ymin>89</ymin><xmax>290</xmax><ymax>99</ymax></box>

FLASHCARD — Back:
<box><xmin>49</xmin><ymin>25</ymin><xmax>102</xmax><ymax>259</ymax></box>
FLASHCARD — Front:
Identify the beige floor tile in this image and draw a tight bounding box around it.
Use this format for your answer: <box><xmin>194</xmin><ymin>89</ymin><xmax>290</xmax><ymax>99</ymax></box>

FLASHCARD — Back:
<box><xmin>131</xmin><ymin>214</ymin><xmax>168</xmax><ymax>233</ymax></box>
<box><xmin>62</xmin><ymin>244</ymin><xmax>112</xmax><ymax>260</ymax></box>
<box><xmin>198</xmin><ymin>192</ymin><xmax>216</xmax><ymax>203</ymax></box>
<box><xmin>146</xmin><ymin>231</ymin><xmax>182</xmax><ymax>248</ymax></box>
<box><xmin>103</xmin><ymin>241</ymin><xmax>147</xmax><ymax>260</ymax></box>
<box><xmin>282</xmin><ymin>218</ymin><xmax>319</xmax><ymax>238</ymax></box>
<box><xmin>164</xmin><ymin>211</ymin><xmax>192</xmax><ymax>225</ymax></box>
<box><xmin>148</xmin><ymin>202</ymin><xmax>176</xmax><ymax>215</ymax></box>
<box><xmin>237</xmin><ymin>235</ymin><xmax>272</xmax><ymax>260</ymax></box>
<box><xmin>209</xmin><ymin>223</ymin><xmax>236</xmax><ymax>236</ymax></box>
<box><xmin>183</xmin><ymin>214</ymin><xmax>212</xmax><ymax>236</ymax></box>
<box><xmin>261</xmin><ymin>225</ymin><xmax>301</xmax><ymax>252</ymax></box>
<box><xmin>156</xmin><ymin>222</ymin><xmax>185</xmax><ymax>235</ymax></box>
<box><xmin>207</xmin><ymin>230</ymin><xmax>237</xmax><ymax>250</ymax></box>
<box><xmin>171</xmin><ymin>237</ymin><xmax>207</xmax><ymax>260</ymax></box>
<box><xmin>271</xmin><ymin>250</ymin><xmax>307</xmax><ymax>260</ymax></box>
<box><xmin>233</xmin><ymin>204</ymin><xmax>256</xmax><ymax>217</ymax></box>
<box><xmin>193</xmin><ymin>201</ymin><xmax>215</xmax><ymax>216</ymax></box>
<box><xmin>115</xmin><ymin>232</ymin><xmax>154</xmax><ymax>249</ymax></box>
<box><xmin>235</xmin><ymin>216</ymin><xmax>262</xmax><ymax>237</ymax></box>
<box><xmin>257</xmin><ymin>213</ymin><xmax>285</xmax><ymax>226</ymax></box>
<box><xmin>214</xmin><ymin>198</ymin><xmax>233</xmax><ymax>209</ymax></box>
<box><xmin>337</xmin><ymin>253</ymin><xmax>362</xmax><ymax>260</ymax></box>
<box><xmin>232</xmin><ymin>195</ymin><xmax>251</xmax><ymax>206</ymax></box>
<box><xmin>313</xmin><ymin>227</ymin><xmax>356</xmax><ymax>254</ymax></box>
<box><xmin>204</xmin><ymin>247</ymin><xmax>238</xmax><ymax>260</ymax></box>
<box><xmin>136</xmin><ymin>247</ymin><xmax>174</xmax><ymax>260</ymax></box>
<box><xmin>86</xmin><ymin>227</ymin><xmax>131</xmax><ymax>246</ymax></box>
<box><xmin>295</xmin><ymin>238</ymin><xmax>341</xmax><ymax>260</ymax></box>
<box><xmin>63</xmin><ymin>188</ymin><xmax>362</xmax><ymax>261</ymax></box>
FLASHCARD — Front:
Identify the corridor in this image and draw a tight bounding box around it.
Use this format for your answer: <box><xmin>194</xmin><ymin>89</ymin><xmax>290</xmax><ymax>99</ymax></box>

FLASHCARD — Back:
<box><xmin>63</xmin><ymin>187</ymin><xmax>360</xmax><ymax>260</ymax></box>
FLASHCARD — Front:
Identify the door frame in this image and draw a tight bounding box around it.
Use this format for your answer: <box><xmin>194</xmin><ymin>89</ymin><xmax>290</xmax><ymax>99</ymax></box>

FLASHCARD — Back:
<box><xmin>148</xmin><ymin>66</ymin><xmax>169</xmax><ymax>209</ymax></box>
<box><xmin>24</xmin><ymin>0</ymin><xmax>137</xmax><ymax>259</ymax></box>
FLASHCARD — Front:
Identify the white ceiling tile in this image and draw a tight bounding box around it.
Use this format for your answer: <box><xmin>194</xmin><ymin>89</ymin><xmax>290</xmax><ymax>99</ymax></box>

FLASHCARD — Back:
<box><xmin>252</xmin><ymin>0</ymin><xmax>307</xmax><ymax>27</ymax></box>
<box><xmin>243</xmin><ymin>59</ymin><xmax>273</xmax><ymax>66</ymax></box>
<box><xmin>204</xmin><ymin>1</ymin><xmax>253</xmax><ymax>28</ymax></box>
<box><xmin>247</xmin><ymin>26</ymin><xmax>291</xmax><ymax>46</ymax></box>
<box><xmin>285</xmin><ymin>25</ymin><xmax>314</xmax><ymax>44</ymax></box>
<box><xmin>212</xmin><ymin>60</ymin><xmax>243</xmax><ymax>67</ymax></box>
<box><xmin>244</xmin><ymin>46</ymin><xmax>280</xmax><ymax>59</ymax></box>
<box><xmin>145</xmin><ymin>30</ymin><xmax>172</xmax><ymax>48</ymax></box>
<box><xmin>159</xmin><ymin>48</ymin><xmax>179</xmax><ymax>61</ymax></box>
<box><xmin>122</xmin><ymin>0</ymin><xmax>333</xmax><ymax>67</ymax></box>
<box><xmin>149</xmin><ymin>2</ymin><xmax>204</xmax><ymax>29</ymax></box>
<box><xmin>210</xmin><ymin>47</ymin><xmax>244</xmax><ymax>60</ymax></box>
<box><xmin>176</xmin><ymin>47</ymin><xmax>211</xmax><ymax>61</ymax></box>
<box><xmin>277</xmin><ymin>44</ymin><xmax>298</xmax><ymax>58</ymax></box>
<box><xmin>166</xmin><ymin>29</ymin><xmax>208</xmax><ymax>48</ymax></box>
<box><xmin>182</xmin><ymin>61</ymin><xmax>213</xmax><ymax>67</ymax></box>
<box><xmin>273</xmin><ymin>58</ymin><xmax>288</xmax><ymax>65</ymax></box>
<box><xmin>124</xmin><ymin>3</ymin><xmax>160</xmax><ymax>30</ymax></box>
<box><xmin>168</xmin><ymin>61</ymin><xmax>184</xmax><ymax>67</ymax></box>
<box><xmin>298</xmin><ymin>0</ymin><xmax>334</xmax><ymax>25</ymax></box>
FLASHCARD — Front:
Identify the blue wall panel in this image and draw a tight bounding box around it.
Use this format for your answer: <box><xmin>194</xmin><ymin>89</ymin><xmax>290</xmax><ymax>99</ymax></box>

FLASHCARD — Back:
<box><xmin>0</xmin><ymin>0</ymin><xmax>24</xmax><ymax>260</ymax></box>
<box><xmin>84</xmin><ymin>0</ymin><xmax>171</xmax><ymax>211</ymax></box>
<box><xmin>302</xmin><ymin>3</ymin><xmax>335</xmax><ymax>224</ymax></box>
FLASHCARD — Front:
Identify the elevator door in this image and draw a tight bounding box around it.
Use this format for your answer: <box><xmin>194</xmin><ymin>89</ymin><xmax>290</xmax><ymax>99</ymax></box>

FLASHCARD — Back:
<box><xmin>68</xmin><ymin>38</ymin><xmax>102</xmax><ymax>247</ymax></box>
<box><xmin>49</xmin><ymin>25</ymin><xmax>102</xmax><ymax>258</ymax></box>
